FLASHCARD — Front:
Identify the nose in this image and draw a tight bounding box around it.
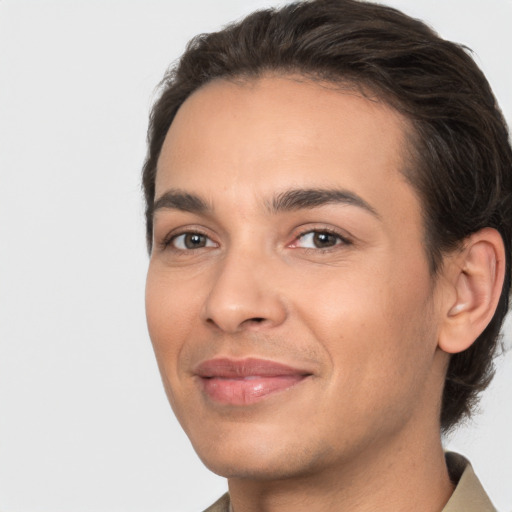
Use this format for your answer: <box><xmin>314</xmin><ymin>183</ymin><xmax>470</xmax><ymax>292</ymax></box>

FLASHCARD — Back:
<box><xmin>201</xmin><ymin>250</ymin><xmax>288</xmax><ymax>333</ymax></box>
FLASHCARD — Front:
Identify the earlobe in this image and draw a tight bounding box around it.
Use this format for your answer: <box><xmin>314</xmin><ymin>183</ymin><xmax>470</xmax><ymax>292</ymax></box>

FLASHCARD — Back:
<box><xmin>438</xmin><ymin>228</ymin><xmax>505</xmax><ymax>355</ymax></box>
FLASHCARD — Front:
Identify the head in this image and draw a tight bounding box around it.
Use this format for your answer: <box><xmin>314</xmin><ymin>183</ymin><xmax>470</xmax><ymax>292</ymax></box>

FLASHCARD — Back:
<box><xmin>143</xmin><ymin>0</ymin><xmax>512</xmax><ymax>475</ymax></box>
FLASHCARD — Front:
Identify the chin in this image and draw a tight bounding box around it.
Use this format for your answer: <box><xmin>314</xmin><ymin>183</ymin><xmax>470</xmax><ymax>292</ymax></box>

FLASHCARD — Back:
<box><xmin>199</xmin><ymin>451</ymin><xmax>320</xmax><ymax>481</ymax></box>
<box><xmin>188</xmin><ymin>423</ymin><xmax>332</xmax><ymax>481</ymax></box>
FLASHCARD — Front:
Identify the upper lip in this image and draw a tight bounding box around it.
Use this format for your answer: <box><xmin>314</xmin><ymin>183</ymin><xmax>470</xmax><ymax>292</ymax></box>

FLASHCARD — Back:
<box><xmin>194</xmin><ymin>357</ymin><xmax>312</xmax><ymax>378</ymax></box>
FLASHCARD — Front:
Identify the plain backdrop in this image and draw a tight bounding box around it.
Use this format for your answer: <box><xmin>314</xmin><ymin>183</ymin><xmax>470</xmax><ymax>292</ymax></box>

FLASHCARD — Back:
<box><xmin>0</xmin><ymin>1</ymin><xmax>511</xmax><ymax>511</ymax></box>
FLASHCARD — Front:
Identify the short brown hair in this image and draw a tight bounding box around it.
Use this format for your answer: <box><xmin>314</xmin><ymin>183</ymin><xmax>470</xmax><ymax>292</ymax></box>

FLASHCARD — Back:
<box><xmin>142</xmin><ymin>0</ymin><xmax>512</xmax><ymax>432</ymax></box>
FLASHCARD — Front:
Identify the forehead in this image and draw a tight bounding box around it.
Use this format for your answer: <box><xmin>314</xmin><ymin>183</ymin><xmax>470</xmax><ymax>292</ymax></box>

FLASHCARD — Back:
<box><xmin>155</xmin><ymin>75</ymin><xmax>418</xmax><ymax>220</ymax></box>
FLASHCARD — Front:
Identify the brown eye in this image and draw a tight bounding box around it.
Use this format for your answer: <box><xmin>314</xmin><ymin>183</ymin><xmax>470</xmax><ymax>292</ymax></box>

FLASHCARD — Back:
<box><xmin>312</xmin><ymin>232</ymin><xmax>339</xmax><ymax>248</ymax></box>
<box><xmin>172</xmin><ymin>232</ymin><xmax>215</xmax><ymax>250</ymax></box>
<box><xmin>295</xmin><ymin>230</ymin><xmax>345</xmax><ymax>249</ymax></box>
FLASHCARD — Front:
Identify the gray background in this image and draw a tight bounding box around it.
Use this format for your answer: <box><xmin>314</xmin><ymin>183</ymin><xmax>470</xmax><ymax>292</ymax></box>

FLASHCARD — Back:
<box><xmin>0</xmin><ymin>1</ymin><xmax>511</xmax><ymax>511</ymax></box>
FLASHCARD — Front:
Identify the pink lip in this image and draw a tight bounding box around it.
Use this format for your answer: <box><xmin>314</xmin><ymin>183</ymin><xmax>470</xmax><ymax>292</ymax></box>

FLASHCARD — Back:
<box><xmin>194</xmin><ymin>358</ymin><xmax>311</xmax><ymax>405</ymax></box>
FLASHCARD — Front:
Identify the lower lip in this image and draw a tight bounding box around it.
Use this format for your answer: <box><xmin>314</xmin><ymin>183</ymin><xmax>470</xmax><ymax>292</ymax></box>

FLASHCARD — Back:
<box><xmin>200</xmin><ymin>375</ymin><xmax>307</xmax><ymax>405</ymax></box>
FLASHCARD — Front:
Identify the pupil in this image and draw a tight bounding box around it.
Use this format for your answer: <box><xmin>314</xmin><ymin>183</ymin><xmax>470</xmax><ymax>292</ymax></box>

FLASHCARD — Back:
<box><xmin>313</xmin><ymin>232</ymin><xmax>336</xmax><ymax>248</ymax></box>
<box><xmin>185</xmin><ymin>233</ymin><xmax>205</xmax><ymax>249</ymax></box>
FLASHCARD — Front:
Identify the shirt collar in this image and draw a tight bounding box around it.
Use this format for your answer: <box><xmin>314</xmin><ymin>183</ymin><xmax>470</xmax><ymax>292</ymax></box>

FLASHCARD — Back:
<box><xmin>443</xmin><ymin>452</ymin><xmax>496</xmax><ymax>512</ymax></box>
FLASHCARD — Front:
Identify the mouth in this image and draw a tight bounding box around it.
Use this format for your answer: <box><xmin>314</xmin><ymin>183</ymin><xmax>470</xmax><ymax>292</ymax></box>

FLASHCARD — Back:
<box><xmin>194</xmin><ymin>357</ymin><xmax>312</xmax><ymax>406</ymax></box>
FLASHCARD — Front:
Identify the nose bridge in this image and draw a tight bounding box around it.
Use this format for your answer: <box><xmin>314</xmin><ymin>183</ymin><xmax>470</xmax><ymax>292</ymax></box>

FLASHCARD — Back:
<box><xmin>202</xmin><ymin>242</ymin><xmax>287</xmax><ymax>333</ymax></box>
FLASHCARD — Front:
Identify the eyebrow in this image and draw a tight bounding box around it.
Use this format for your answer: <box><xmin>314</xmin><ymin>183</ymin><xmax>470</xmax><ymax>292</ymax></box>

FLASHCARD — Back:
<box><xmin>269</xmin><ymin>188</ymin><xmax>380</xmax><ymax>218</ymax></box>
<box><xmin>153</xmin><ymin>190</ymin><xmax>211</xmax><ymax>214</ymax></box>
<box><xmin>152</xmin><ymin>187</ymin><xmax>380</xmax><ymax>218</ymax></box>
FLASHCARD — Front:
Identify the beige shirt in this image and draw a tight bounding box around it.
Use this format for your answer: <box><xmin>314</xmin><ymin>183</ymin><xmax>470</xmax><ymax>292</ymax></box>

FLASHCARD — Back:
<box><xmin>443</xmin><ymin>452</ymin><xmax>496</xmax><ymax>512</ymax></box>
<box><xmin>203</xmin><ymin>452</ymin><xmax>496</xmax><ymax>512</ymax></box>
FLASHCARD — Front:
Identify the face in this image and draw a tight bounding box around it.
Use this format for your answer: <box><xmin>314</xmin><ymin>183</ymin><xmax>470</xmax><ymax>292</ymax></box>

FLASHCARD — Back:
<box><xmin>146</xmin><ymin>76</ymin><xmax>448</xmax><ymax>480</ymax></box>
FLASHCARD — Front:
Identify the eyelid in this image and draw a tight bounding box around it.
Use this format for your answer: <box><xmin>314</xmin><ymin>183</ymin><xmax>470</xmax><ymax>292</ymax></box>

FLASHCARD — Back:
<box><xmin>289</xmin><ymin>227</ymin><xmax>353</xmax><ymax>250</ymax></box>
<box><xmin>172</xmin><ymin>232</ymin><xmax>217</xmax><ymax>250</ymax></box>
<box><xmin>158</xmin><ymin>226</ymin><xmax>218</xmax><ymax>251</ymax></box>
<box><xmin>155</xmin><ymin>223</ymin><xmax>354</xmax><ymax>253</ymax></box>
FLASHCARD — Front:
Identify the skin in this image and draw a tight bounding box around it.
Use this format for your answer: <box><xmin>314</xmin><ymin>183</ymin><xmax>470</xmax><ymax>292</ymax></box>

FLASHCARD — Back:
<box><xmin>146</xmin><ymin>76</ymin><xmax>459</xmax><ymax>512</ymax></box>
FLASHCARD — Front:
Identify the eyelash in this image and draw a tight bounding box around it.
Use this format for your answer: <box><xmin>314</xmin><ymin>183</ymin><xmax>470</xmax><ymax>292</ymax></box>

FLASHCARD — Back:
<box><xmin>159</xmin><ymin>227</ymin><xmax>352</xmax><ymax>253</ymax></box>
<box><xmin>292</xmin><ymin>228</ymin><xmax>353</xmax><ymax>251</ymax></box>
<box><xmin>160</xmin><ymin>229</ymin><xmax>215</xmax><ymax>251</ymax></box>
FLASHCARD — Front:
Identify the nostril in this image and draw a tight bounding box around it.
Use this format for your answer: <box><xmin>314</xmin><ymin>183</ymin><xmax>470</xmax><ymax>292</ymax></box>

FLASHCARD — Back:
<box><xmin>205</xmin><ymin>316</ymin><xmax>266</xmax><ymax>329</ymax></box>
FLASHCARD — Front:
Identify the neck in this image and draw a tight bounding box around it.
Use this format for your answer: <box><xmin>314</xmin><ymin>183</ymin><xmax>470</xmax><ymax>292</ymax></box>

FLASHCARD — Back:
<box><xmin>227</xmin><ymin>420</ymin><xmax>454</xmax><ymax>512</ymax></box>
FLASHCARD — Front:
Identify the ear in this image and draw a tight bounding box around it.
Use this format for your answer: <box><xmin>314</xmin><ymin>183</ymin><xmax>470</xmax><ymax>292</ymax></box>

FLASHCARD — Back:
<box><xmin>438</xmin><ymin>228</ymin><xmax>506</xmax><ymax>354</ymax></box>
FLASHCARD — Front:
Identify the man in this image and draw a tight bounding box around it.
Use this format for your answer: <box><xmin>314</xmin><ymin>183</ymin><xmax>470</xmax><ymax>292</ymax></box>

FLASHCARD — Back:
<box><xmin>142</xmin><ymin>0</ymin><xmax>512</xmax><ymax>510</ymax></box>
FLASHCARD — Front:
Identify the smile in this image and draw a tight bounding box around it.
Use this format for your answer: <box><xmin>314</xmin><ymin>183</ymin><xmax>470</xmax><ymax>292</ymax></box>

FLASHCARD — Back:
<box><xmin>194</xmin><ymin>358</ymin><xmax>312</xmax><ymax>406</ymax></box>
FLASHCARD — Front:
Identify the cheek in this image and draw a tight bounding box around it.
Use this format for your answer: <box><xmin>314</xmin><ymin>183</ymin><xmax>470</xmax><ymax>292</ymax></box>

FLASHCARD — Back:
<box><xmin>145</xmin><ymin>266</ymin><xmax>203</xmax><ymax>375</ymax></box>
<box><xmin>145</xmin><ymin>266</ymin><xmax>210</xmax><ymax>419</ymax></box>
<box><xmin>298</xmin><ymin>276</ymin><xmax>438</xmax><ymax>443</ymax></box>
<box><xmin>296</xmin><ymin>255</ymin><xmax>437</xmax><ymax>388</ymax></box>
